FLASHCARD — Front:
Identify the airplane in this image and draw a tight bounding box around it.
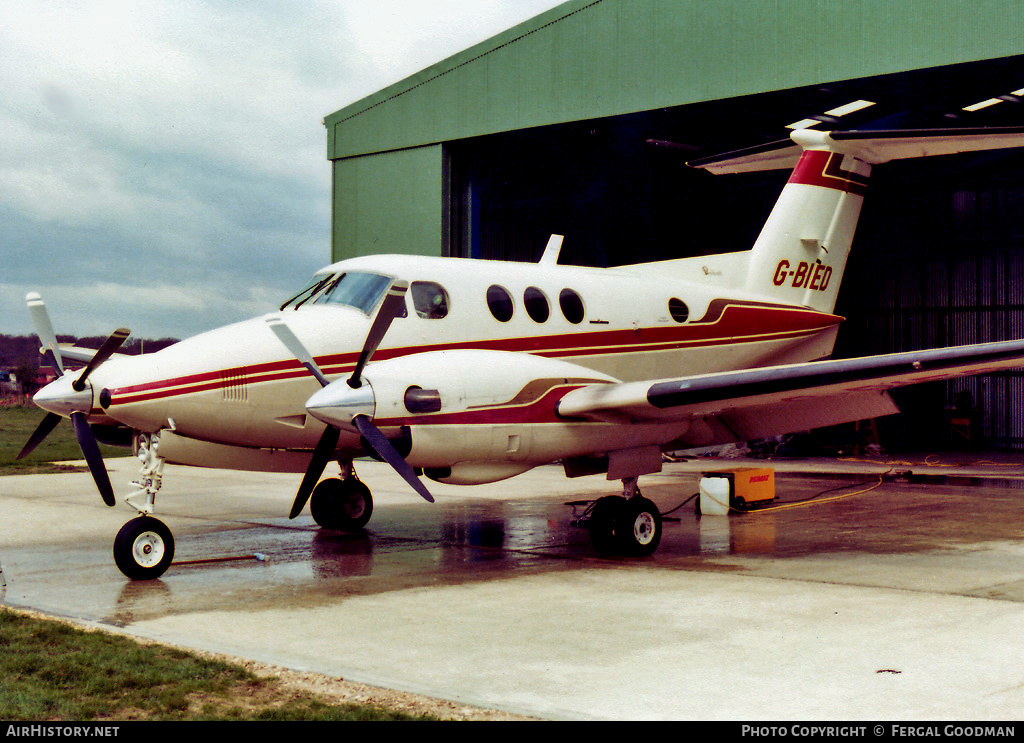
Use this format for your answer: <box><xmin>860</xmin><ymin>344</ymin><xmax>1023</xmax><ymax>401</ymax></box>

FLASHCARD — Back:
<box><xmin>18</xmin><ymin>125</ymin><xmax>1024</xmax><ymax>580</ymax></box>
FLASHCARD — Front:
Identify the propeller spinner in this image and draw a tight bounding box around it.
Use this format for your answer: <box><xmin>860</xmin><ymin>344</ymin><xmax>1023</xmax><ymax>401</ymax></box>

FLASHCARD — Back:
<box><xmin>18</xmin><ymin>293</ymin><xmax>130</xmax><ymax>507</ymax></box>
<box><xmin>267</xmin><ymin>279</ymin><xmax>434</xmax><ymax>517</ymax></box>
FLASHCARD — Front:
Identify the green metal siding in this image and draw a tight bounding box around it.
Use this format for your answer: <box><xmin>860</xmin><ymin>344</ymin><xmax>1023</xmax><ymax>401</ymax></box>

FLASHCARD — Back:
<box><xmin>332</xmin><ymin>145</ymin><xmax>447</xmax><ymax>261</ymax></box>
<box><xmin>325</xmin><ymin>0</ymin><xmax>1024</xmax><ymax>161</ymax></box>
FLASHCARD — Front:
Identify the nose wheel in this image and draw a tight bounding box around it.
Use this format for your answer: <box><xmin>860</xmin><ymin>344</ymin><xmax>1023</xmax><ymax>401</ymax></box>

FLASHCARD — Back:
<box><xmin>113</xmin><ymin>517</ymin><xmax>175</xmax><ymax>580</ymax></box>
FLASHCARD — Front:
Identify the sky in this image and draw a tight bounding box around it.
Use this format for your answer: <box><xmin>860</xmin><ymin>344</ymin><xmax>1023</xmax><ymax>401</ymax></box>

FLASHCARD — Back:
<box><xmin>0</xmin><ymin>0</ymin><xmax>567</xmax><ymax>341</ymax></box>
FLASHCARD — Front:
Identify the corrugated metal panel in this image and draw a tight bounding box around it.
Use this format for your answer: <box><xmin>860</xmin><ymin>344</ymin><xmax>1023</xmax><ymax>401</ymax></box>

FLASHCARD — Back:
<box><xmin>838</xmin><ymin>155</ymin><xmax>1024</xmax><ymax>448</ymax></box>
<box><xmin>326</xmin><ymin>0</ymin><xmax>1024</xmax><ymax>160</ymax></box>
<box><xmin>332</xmin><ymin>145</ymin><xmax>447</xmax><ymax>260</ymax></box>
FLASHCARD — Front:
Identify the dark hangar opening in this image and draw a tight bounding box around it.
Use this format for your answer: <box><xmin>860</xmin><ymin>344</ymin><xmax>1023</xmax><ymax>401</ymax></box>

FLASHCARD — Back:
<box><xmin>446</xmin><ymin>54</ymin><xmax>1024</xmax><ymax>449</ymax></box>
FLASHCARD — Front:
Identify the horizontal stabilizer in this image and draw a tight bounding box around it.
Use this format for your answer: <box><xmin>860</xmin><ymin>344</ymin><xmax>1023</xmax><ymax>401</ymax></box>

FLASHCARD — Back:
<box><xmin>690</xmin><ymin>126</ymin><xmax>1024</xmax><ymax>174</ymax></box>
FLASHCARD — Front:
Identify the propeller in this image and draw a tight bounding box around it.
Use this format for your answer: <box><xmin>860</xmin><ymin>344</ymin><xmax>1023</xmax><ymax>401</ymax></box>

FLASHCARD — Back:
<box><xmin>265</xmin><ymin>316</ymin><xmax>341</xmax><ymax>518</ymax></box>
<box><xmin>351</xmin><ymin>414</ymin><xmax>433</xmax><ymax>503</ymax></box>
<box><xmin>17</xmin><ymin>293</ymin><xmax>128</xmax><ymax>507</ymax></box>
<box><xmin>268</xmin><ymin>279</ymin><xmax>434</xmax><ymax>516</ymax></box>
<box><xmin>348</xmin><ymin>281</ymin><xmax>410</xmax><ymax>388</ymax></box>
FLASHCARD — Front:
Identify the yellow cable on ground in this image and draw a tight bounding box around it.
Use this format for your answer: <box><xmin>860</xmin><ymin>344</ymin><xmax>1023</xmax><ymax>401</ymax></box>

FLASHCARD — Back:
<box><xmin>752</xmin><ymin>474</ymin><xmax>888</xmax><ymax>513</ymax></box>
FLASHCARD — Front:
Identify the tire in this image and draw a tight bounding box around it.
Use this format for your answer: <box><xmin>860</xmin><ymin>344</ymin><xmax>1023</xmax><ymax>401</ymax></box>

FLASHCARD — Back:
<box><xmin>615</xmin><ymin>497</ymin><xmax>662</xmax><ymax>557</ymax></box>
<box><xmin>588</xmin><ymin>495</ymin><xmax>626</xmax><ymax>555</ymax></box>
<box><xmin>113</xmin><ymin>517</ymin><xmax>175</xmax><ymax>580</ymax></box>
<box><xmin>310</xmin><ymin>478</ymin><xmax>374</xmax><ymax>531</ymax></box>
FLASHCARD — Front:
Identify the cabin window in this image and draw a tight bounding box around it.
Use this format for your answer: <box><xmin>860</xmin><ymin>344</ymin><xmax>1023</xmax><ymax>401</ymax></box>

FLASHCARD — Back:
<box><xmin>523</xmin><ymin>287</ymin><xmax>550</xmax><ymax>323</ymax></box>
<box><xmin>314</xmin><ymin>272</ymin><xmax>393</xmax><ymax>315</ymax></box>
<box><xmin>487</xmin><ymin>285</ymin><xmax>514</xmax><ymax>322</ymax></box>
<box><xmin>559</xmin><ymin>289</ymin><xmax>585</xmax><ymax>324</ymax></box>
<box><xmin>668</xmin><ymin>298</ymin><xmax>689</xmax><ymax>323</ymax></box>
<box><xmin>411</xmin><ymin>281</ymin><xmax>449</xmax><ymax>319</ymax></box>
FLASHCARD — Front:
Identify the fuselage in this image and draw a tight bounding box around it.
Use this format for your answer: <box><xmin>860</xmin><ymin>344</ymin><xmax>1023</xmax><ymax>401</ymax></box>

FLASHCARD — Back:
<box><xmin>68</xmin><ymin>253</ymin><xmax>842</xmax><ymax>452</ymax></box>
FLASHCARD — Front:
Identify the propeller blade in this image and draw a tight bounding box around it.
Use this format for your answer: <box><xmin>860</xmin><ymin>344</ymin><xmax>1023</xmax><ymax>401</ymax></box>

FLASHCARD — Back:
<box><xmin>352</xmin><ymin>414</ymin><xmax>433</xmax><ymax>503</ymax></box>
<box><xmin>290</xmin><ymin>425</ymin><xmax>341</xmax><ymax>518</ymax></box>
<box><xmin>70</xmin><ymin>412</ymin><xmax>116</xmax><ymax>506</ymax></box>
<box><xmin>73</xmin><ymin>328</ymin><xmax>130</xmax><ymax>391</ymax></box>
<box><xmin>26</xmin><ymin>292</ymin><xmax>64</xmax><ymax>375</ymax></box>
<box><xmin>266</xmin><ymin>317</ymin><xmax>330</xmax><ymax>388</ymax></box>
<box><xmin>348</xmin><ymin>281</ymin><xmax>408</xmax><ymax>388</ymax></box>
<box><xmin>16</xmin><ymin>413</ymin><xmax>63</xmax><ymax>460</ymax></box>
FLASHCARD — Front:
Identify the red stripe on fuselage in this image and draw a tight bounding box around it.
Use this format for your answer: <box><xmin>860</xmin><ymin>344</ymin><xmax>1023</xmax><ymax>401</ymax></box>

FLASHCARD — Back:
<box><xmin>106</xmin><ymin>302</ymin><xmax>842</xmax><ymax>406</ymax></box>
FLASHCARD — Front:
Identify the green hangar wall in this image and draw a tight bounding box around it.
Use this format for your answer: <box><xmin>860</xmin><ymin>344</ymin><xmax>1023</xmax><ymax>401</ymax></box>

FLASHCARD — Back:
<box><xmin>326</xmin><ymin>0</ymin><xmax>1024</xmax><ymax>261</ymax></box>
<box><xmin>325</xmin><ymin>0</ymin><xmax>1024</xmax><ymax>449</ymax></box>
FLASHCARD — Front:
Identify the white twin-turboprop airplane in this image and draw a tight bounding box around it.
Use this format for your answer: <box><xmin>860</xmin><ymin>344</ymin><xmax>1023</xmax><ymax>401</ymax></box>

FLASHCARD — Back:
<box><xmin>20</xmin><ymin>126</ymin><xmax>1024</xmax><ymax>580</ymax></box>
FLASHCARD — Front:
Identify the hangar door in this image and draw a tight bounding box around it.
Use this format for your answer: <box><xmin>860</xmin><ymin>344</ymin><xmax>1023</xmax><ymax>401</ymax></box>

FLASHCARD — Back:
<box><xmin>445</xmin><ymin>113</ymin><xmax>785</xmax><ymax>269</ymax></box>
<box><xmin>445</xmin><ymin>112</ymin><xmax>1024</xmax><ymax>451</ymax></box>
<box><xmin>838</xmin><ymin>153</ymin><xmax>1024</xmax><ymax>450</ymax></box>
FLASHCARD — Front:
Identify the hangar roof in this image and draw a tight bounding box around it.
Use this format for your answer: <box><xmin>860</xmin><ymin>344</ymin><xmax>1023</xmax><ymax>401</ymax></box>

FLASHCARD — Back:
<box><xmin>325</xmin><ymin>0</ymin><xmax>1024</xmax><ymax>161</ymax></box>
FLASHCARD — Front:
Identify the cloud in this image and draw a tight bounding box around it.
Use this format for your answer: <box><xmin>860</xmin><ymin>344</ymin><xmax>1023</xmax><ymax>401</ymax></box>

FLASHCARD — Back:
<box><xmin>0</xmin><ymin>0</ymin><xmax>566</xmax><ymax>340</ymax></box>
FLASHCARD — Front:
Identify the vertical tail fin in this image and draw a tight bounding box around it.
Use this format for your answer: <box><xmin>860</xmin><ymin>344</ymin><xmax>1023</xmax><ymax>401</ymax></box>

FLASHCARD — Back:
<box><xmin>691</xmin><ymin>127</ymin><xmax>1024</xmax><ymax>313</ymax></box>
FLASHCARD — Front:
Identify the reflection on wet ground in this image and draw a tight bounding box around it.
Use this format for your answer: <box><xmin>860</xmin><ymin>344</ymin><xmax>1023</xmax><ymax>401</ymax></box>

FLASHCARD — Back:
<box><xmin>76</xmin><ymin>470</ymin><xmax>1024</xmax><ymax>627</ymax></box>
<box><xmin>5</xmin><ymin>459</ymin><xmax>1024</xmax><ymax>632</ymax></box>
<box><xmin>8</xmin><ymin>459</ymin><xmax>1024</xmax><ymax>719</ymax></box>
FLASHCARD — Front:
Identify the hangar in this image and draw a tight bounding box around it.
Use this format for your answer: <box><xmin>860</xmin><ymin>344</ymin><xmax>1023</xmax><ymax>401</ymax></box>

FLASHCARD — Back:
<box><xmin>324</xmin><ymin>0</ymin><xmax>1024</xmax><ymax>450</ymax></box>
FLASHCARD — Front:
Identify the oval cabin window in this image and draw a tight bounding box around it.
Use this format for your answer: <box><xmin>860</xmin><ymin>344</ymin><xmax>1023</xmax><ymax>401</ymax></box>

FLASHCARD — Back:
<box><xmin>524</xmin><ymin>286</ymin><xmax>550</xmax><ymax>323</ymax></box>
<box><xmin>559</xmin><ymin>289</ymin><xmax>585</xmax><ymax>324</ymax></box>
<box><xmin>487</xmin><ymin>285</ymin><xmax>514</xmax><ymax>322</ymax></box>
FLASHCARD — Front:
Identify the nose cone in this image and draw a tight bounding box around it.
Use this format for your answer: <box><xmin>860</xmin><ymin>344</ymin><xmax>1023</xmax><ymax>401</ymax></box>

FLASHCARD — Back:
<box><xmin>306</xmin><ymin>379</ymin><xmax>375</xmax><ymax>431</ymax></box>
<box><xmin>33</xmin><ymin>375</ymin><xmax>93</xmax><ymax>418</ymax></box>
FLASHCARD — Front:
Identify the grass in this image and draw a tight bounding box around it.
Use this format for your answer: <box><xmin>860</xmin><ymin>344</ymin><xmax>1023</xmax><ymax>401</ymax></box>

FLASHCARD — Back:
<box><xmin>0</xmin><ymin>404</ymin><xmax>126</xmax><ymax>475</ymax></box>
<box><xmin>0</xmin><ymin>608</ymin><xmax>437</xmax><ymax>721</ymax></box>
<box><xmin>0</xmin><ymin>408</ymin><xmax>442</xmax><ymax>721</ymax></box>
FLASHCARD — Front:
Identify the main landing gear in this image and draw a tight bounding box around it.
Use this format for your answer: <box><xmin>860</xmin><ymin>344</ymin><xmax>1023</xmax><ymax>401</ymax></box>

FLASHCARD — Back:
<box><xmin>585</xmin><ymin>478</ymin><xmax>663</xmax><ymax>557</ymax></box>
<box><xmin>309</xmin><ymin>475</ymin><xmax>374</xmax><ymax>531</ymax></box>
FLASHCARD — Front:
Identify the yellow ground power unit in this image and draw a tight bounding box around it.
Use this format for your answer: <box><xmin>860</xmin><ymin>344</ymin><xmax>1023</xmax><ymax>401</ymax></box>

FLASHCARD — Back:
<box><xmin>698</xmin><ymin>468</ymin><xmax>775</xmax><ymax>515</ymax></box>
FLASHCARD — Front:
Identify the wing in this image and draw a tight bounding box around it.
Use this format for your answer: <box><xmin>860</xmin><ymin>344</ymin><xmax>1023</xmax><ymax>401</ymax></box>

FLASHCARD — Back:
<box><xmin>556</xmin><ymin>339</ymin><xmax>1024</xmax><ymax>446</ymax></box>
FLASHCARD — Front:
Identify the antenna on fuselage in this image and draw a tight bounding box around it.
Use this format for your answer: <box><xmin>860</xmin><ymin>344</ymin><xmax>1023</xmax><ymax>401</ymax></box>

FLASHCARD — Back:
<box><xmin>539</xmin><ymin>234</ymin><xmax>564</xmax><ymax>265</ymax></box>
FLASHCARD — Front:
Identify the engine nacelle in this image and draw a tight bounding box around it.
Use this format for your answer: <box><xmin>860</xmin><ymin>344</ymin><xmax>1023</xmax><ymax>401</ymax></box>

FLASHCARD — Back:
<box><xmin>360</xmin><ymin>350</ymin><xmax>620</xmax><ymax>477</ymax></box>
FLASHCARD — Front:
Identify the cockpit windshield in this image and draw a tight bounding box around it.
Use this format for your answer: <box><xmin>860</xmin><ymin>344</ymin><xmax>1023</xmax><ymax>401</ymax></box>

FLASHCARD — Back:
<box><xmin>280</xmin><ymin>271</ymin><xmax>394</xmax><ymax>315</ymax></box>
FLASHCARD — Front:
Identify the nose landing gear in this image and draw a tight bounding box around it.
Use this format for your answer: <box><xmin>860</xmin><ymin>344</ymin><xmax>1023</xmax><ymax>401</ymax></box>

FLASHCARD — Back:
<box><xmin>113</xmin><ymin>516</ymin><xmax>175</xmax><ymax>581</ymax></box>
<box><xmin>112</xmin><ymin>431</ymin><xmax>174</xmax><ymax>581</ymax></box>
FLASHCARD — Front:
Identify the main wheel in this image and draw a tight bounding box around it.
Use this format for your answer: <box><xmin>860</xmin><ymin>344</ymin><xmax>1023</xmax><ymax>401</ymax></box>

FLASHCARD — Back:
<box><xmin>587</xmin><ymin>495</ymin><xmax>626</xmax><ymax>555</ymax></box>
<box><xmin>615</xmin><ymin>497</ymin><xmax>662</xmax><ymax>556</ymax></box>
<box><xmin>113</xmin><ymin>517</ymin><xmax>175</xmax><ymax>580</ymax></box>
<box><xmin>310</xmin><ymin>478</ymin><xmax>374</xmax><ymax>531</ymax></box>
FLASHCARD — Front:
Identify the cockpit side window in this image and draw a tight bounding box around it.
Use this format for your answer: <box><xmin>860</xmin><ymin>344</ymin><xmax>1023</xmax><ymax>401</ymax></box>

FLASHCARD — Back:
<box><xmin>411</xmin><ymin>281</ymin><xmax>449</xmax><ymax>319</ymax></box>
<box><xmin>313</xmin><ymin>272</ymin><xmax>393</xmax><ymax>315</ymax></box>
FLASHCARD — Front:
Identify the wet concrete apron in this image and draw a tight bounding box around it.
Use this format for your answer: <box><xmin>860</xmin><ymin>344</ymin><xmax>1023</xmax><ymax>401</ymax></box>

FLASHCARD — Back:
<box><xmin>3</xmin><ymin>457</ymin><xmax>1024</xmax><ymax>719</ymax></box>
